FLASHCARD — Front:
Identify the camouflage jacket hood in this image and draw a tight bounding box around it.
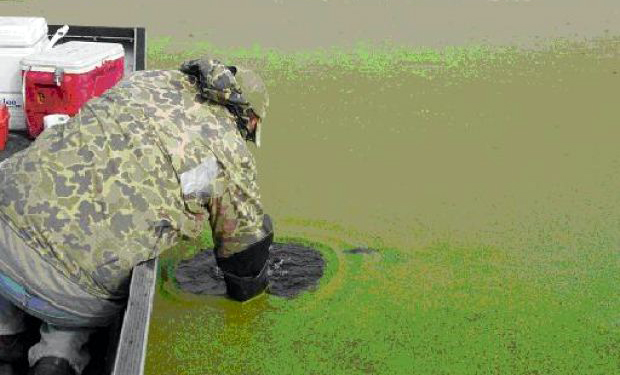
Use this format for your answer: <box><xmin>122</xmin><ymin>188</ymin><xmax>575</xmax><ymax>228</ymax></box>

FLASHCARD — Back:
<box><xmin>0</xmin><ymin>70</ymin><xmax>266</xmax><ymax>299</ymax></box>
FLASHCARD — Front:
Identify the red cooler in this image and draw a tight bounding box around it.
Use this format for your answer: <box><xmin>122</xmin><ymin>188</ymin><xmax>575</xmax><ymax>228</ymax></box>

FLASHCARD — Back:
<box><xmin>0</xmin><ymin>105</ymin><xmax>9</xmax><ymax>150</ymax></box>
<box><xmin>21</xmin><ymin>41</ymin><xmax>125</xmax><ymax>138</ymax></box>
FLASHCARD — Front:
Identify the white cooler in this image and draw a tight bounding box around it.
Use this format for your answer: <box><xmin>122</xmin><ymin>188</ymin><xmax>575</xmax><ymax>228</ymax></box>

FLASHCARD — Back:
<box><xmin>0</xmin><ymin>17</ymin><xmax>49</xmax><ymax>130</ymax></box>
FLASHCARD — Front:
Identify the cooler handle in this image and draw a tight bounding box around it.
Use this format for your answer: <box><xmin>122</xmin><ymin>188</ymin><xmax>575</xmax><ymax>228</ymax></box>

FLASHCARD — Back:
<box><xmin>47</xmin><ymin>25</ymin><xmax>70</xmax><ymax>50</ymax></box>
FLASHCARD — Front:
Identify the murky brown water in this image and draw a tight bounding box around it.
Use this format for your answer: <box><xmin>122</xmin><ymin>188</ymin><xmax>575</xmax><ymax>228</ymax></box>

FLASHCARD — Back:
<box><xmin>1</xmin><ymin>0</ymin><xmax>619</xmax><ymax>52</ymax></box>
<box><xmin>0</xmin><ymin>2</ymin><xmax>617</xmax><ymax>373</ymax></box>
<box><xmin>146</xmin><ymin>40</ymin><xmax>619</xmax><ymax>374</ymax></box>
<box><xmin>254</xmin><ymin>48</ymin><xmax>619</xmax><ymax>252</ymax></box>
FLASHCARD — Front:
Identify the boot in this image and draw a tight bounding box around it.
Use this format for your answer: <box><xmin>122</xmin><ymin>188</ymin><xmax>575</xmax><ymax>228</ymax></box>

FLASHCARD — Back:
<box><xmin>28</xmin><ymin>357</ymin><xmax>76</xmax><ymax>375</ymax></box>
<box><xmin>0</xmin><ymin>333</ymin><xmax>28</xmax><ymax>363</ymax></box>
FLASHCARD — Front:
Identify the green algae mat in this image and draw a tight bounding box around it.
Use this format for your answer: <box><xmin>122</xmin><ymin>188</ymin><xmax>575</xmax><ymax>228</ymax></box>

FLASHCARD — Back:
<box><xmin>145</xmin><ymin>37</ymin><xmax>619</xmax><ymax>375</ymax></box>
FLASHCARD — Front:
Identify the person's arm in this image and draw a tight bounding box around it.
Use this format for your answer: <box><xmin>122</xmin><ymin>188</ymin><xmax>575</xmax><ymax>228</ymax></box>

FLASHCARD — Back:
<box><xmin>206</xmin><ymin>172</ymin><xmax>273</xmax><ymax>302</ymax></box>
<box><xmin>177</xmin><ymin>155</ymin><xmax>224</xmax><ymax>239</ymax></box>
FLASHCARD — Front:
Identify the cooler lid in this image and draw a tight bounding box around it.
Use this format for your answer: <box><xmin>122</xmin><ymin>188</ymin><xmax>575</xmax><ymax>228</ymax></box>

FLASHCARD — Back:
<box><xmin>0</xmin><ymin>17</ymin><xmax>48</xmax><ymax>47</ymax></box>
<box><xmin>21</xmin><ymin>41</ymin><xmax>124</xmax><ymax>72</ymax></box>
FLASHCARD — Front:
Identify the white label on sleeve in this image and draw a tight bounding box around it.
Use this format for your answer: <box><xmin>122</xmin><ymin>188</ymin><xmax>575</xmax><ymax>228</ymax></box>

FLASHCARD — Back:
<box><xmin>180</xmin><ymin>156</ymin><xmax>220</xmax><ymax>197</ymax></box>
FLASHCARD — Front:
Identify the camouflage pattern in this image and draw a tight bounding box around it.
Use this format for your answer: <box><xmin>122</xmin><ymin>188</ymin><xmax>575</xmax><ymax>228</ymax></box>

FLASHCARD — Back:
<box><xmin>0</xmin><ymin>68</ymin><xmax>271</xmax><ymax>299</ymax></box>
<box><xmin>180</xmin><ymin>58</ymin><xmax>269</xmax><ymax>146</ymax></box>
<box><xmin>232</xmin><ymin>67</ymin><xmax>269</xmax><ymax>121</ymax></box>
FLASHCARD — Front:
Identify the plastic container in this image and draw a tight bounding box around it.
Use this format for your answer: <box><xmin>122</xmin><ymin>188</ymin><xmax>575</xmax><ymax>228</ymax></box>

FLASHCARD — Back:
<box><xmin>43</xmin><ymin>113</ymin><xmax>70</xmax><ymax>130</ymax></box>
<box><xmin>21</xmin><ymin>41</ymin><xmax>125</xmax><ymax>138</ymax></box>
<box><xmin>0</xmin><ymin>17</ymin><xmax>49</xmax><ymax>131</ymax></box>
<box><xmin>0</xmin><ymin>105</ymin><xmax>9</xmax><ymax>151</ymax></box>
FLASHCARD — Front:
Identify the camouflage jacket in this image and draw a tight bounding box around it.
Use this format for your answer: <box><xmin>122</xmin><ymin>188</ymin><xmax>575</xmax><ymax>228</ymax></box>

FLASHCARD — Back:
<box><xmin>0</xmin><ymin>70</ymin><xmax>269</xmax><ymax>299</ymax></box>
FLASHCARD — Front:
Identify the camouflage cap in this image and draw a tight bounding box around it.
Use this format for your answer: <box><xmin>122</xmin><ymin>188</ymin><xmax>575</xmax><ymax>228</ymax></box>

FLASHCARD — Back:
<box><xmin>234</xmin><ymin>68</ymin><xmax>269</xmax><ymax>121</ymax></box>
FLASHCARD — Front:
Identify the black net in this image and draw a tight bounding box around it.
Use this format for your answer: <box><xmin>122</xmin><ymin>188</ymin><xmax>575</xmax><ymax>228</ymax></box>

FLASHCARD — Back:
<box><xmin>175</xmin><ymin>242</ymin><xmax>325</xmax><ymax>299</ymax></box>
